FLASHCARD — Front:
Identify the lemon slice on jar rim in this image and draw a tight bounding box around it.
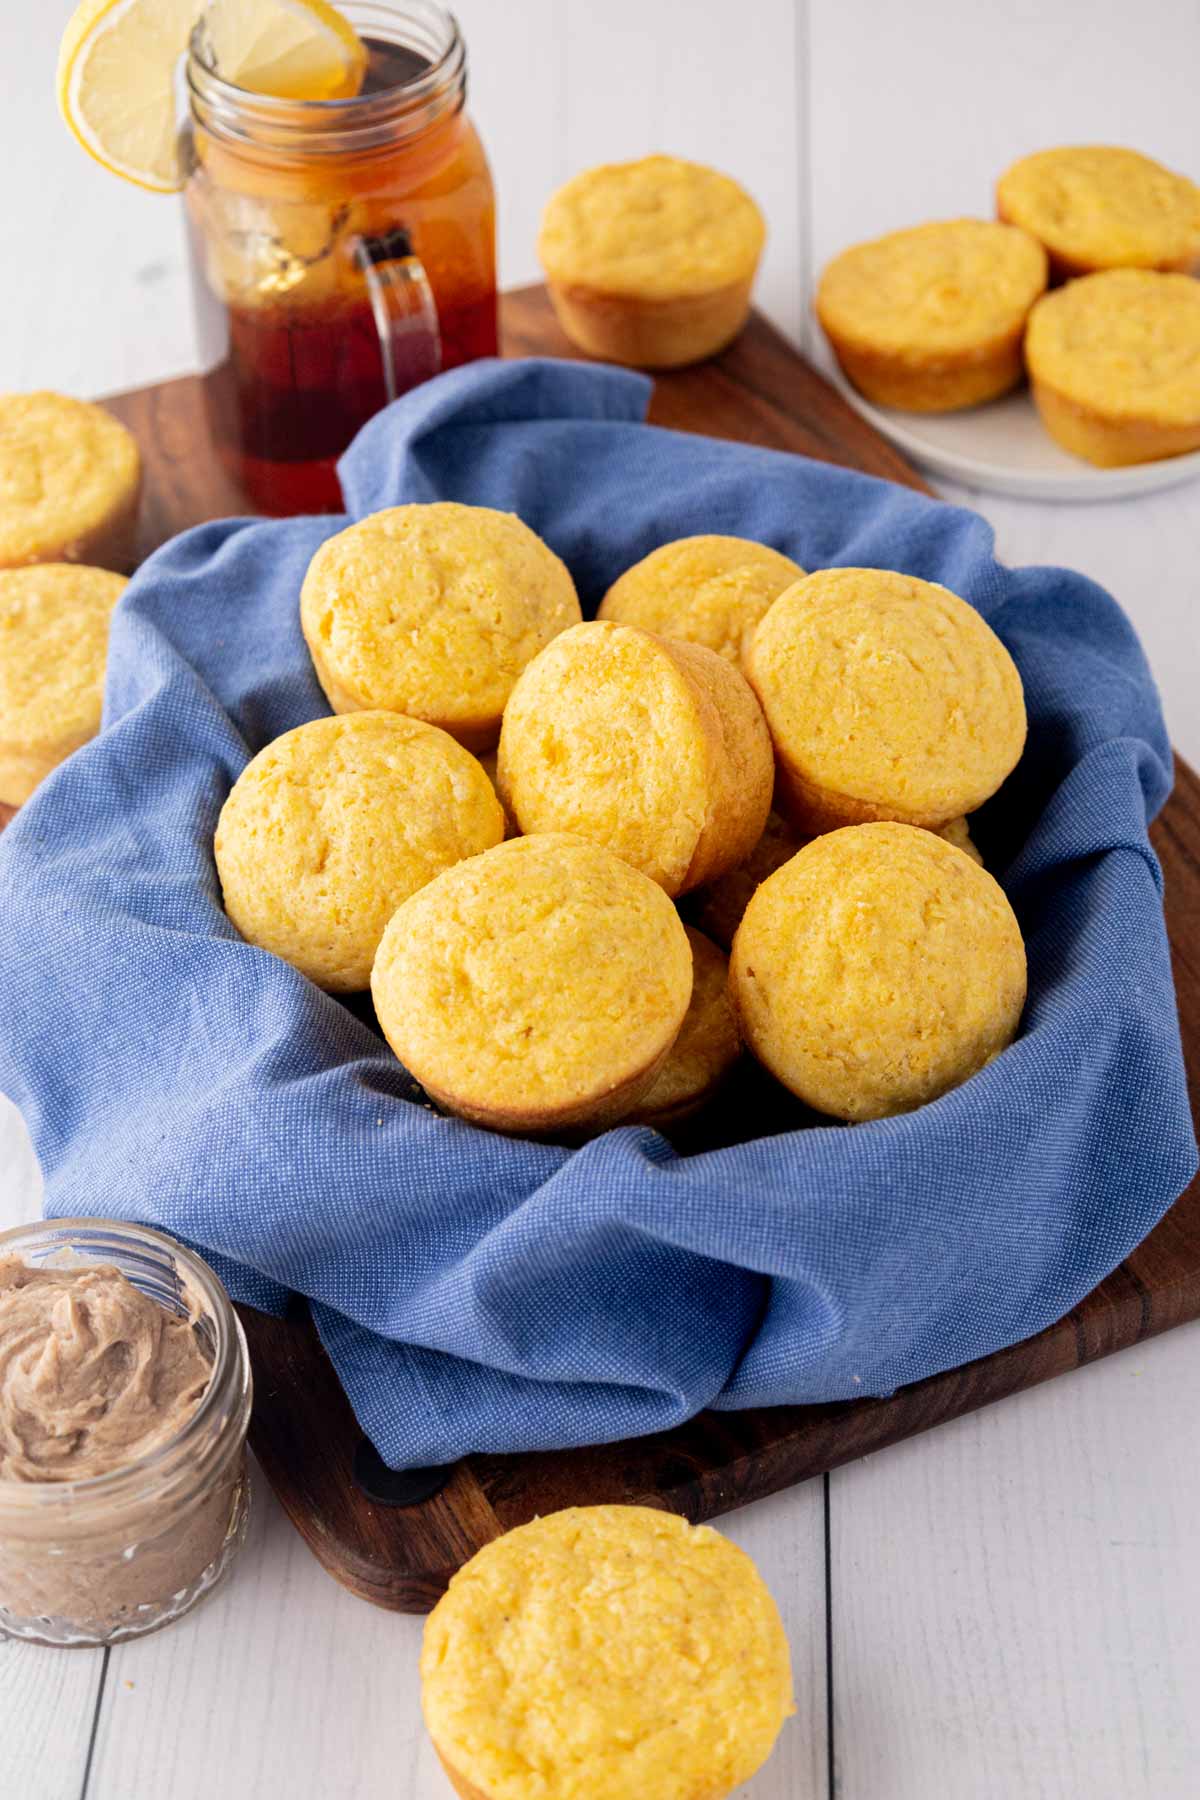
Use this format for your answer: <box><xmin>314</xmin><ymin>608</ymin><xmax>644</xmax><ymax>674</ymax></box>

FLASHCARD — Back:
<box><xmin>57</xmin><ymin>0</ymin><xmax>368</xmax><ymax>195</ymax></box>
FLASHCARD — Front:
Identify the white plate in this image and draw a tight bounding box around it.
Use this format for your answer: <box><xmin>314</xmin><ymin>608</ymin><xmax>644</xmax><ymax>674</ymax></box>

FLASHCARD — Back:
<box><xmin>811</xmin><ymin>336</ymin><xmax>1200</xmax><ymax>502</ymax></box>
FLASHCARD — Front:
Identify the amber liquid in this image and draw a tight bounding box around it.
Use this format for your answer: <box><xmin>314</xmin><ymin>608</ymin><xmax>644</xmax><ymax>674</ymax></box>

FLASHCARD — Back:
<box><xmin>187</xmin><ymin>37</ymin><xmax>498</xmax><ymax>515</ymax></box>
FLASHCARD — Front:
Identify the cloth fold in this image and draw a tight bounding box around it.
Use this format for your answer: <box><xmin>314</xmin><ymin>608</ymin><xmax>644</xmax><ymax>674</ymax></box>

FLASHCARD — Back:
<box><xmin>0</xmin><ymin>357</ymin><xmax>1193</xmax><ymax>1469</ymax></box>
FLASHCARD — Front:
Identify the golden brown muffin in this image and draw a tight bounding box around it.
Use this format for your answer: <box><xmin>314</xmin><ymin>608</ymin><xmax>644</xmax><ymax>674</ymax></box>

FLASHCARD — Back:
<box><xmin>689</xmin><ymin>808</ymin><xmax>807</xmax><ymax>949</ymax></box>
<box><xmin>816</xmin><ymin>219</ymin><xmax>1048</xmax><ymax>412</ymax></box>
<box><xmin>997</xmin><ymin>146</ymin><xmax>1200</xmax><ymax>280</ymax></box>
<box><xmin>746</xmin><ymin>568</ymin><xmax>1026</xmax><ymax>834</ymax></box>
<box><xmin>1024</xmin><ymin>270</ymin><xmax>1200</xmax><ymax>467</ymax></box>
<box><xmin>0</xmin><ymin>392</ymin><xmax>141</xmax><ymax>572</ymax></box>
<box><xmin>0</xmin><ymin>564</ymin><xmax>127</xmax><ymax>805</ymax></box>
<box><xmin>214</xmin><ymin>712</ymin><xmax>504</xmax><ymax>992</ymax></box>
<box><xmin>371</xmin><ymin>834</ymin><xmax>693</xmax><ymax>1134</ymax></box>
<box><xmin>629</xmin><ymin>926</ymin><xmax>740</xmax><ymax>1127</ymax></box>
<box><xmin>421</xmin><ymin>1505</ymin><xmax>794</xmax><ymax>1800</ymax></box>
<box><xmin>538</xmin><ymin>156</ymin><xmax>766</xmax><ymax>369</ymax></box>
<box><xmin>938</xmin><ymin>814</ymin><xmax>983</xmax><ymax>866</ymax></box>
<box><xmin>497</xmin><ymin>619</ymin><xmax>773</xmax><ymax>897</ymax></box>
<box><xmin>476</xmin><ymin>749</ymin><xmax>517</xmax><ymax>838</ymax></box>
<box><xmin>730</xmin><ymin>823</ymin><xmax>1026</xmax><ymax>1121</ymax></box>
<box><xmin>299</xmin><ymin>503</ymin><xmax>581</xmax><ymax>751</ymax></box>
<box><xmin>597</xmin><ymin>535</ymin><xmax>805</xmax><ymax>669</ymax></box>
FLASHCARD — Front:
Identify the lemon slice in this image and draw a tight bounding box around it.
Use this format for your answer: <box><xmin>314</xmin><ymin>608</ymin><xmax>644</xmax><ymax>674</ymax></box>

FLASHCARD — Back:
<box><xmin>58</xmin><ymin>0</ymin><xmax>367</xmax><ymax>194</ymax></box>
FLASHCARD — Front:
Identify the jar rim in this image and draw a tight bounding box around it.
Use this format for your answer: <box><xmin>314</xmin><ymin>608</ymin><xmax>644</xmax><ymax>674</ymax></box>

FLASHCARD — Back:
<box><xmin>0</xmin><ymin>1217</ymin><xmax>251</xmax><ymax>1510</ymax></box>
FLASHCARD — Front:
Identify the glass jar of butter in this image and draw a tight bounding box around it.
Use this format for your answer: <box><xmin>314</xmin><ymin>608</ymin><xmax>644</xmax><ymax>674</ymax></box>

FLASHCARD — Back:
<box><xmin>0</xmin><ymin>1219</ymin><xmax>252</xmax><ymax>1647</ymax></box>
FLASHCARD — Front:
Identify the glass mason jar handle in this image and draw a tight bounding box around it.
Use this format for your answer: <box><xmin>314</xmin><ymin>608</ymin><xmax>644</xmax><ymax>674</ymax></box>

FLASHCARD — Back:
<box><xmin>353</xmin><ymin>228</ymin><xmax>442</xmax><ymax>402</ymax></box>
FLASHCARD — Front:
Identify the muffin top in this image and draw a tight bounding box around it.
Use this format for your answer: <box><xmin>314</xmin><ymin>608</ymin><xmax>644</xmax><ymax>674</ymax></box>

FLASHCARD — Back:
<box><xmin>746</xmin><ymin>568</ymin><xmax>1026</xmax><ymax>823</ymax></box>
<box><xmin>1025</xmin><ymin>270</ymin><xmax>1200</xmax><ymax>427</ymax></box>
<box><xmin>421</xmin><ymin>1504</ymin><xmax>794</xmax><ymax>1800</ymax></box>
<box><xmin>0</xmin><ymin>392</ymin><xmax>140</xmax><ymax>567</ymax></box>
<box><xmin>214</xmin><ymin>712</ymin><xmax>504</xmax><ymax>993</ymax></box>
<box><xmin>370</xmin><ymin>834</ymin><xmax>692</xmax><ymax>1130</ymax></box>
<box><xmin>633</xmin><ymin>926</ymin><xmax>740</xmax><ymax>1124</ymax></box>
<box><xmin>0</xmin><ymin>564</ymin><xmax>126</xmax><ymax>757</ymax></box>
<box><xmin>730</xmin><ymin>823</ymin><xmax>1026</xmax><ymax>1121</ymax></box>
<box><xmin>997</xmin><ymin>146</ymin><xmax>1200</xmax><ymax>274</ymax></box>
<box><xmin>538</xmin><ymin>156</ymin><xmax>766</xmax><ymax>299</ymax></box>
<box><xmin>598</xmin><ymin>534</ymin><xmax>804</xmax><ymax>668</ymax></box>
<box><xmin>299</xmin><ymin>503</ymin><xmax>581</xmax><ymax>750</ymax></box>
<box><xmin>816</xmin><ymin>219</ymin><xmax>1047</xmax><ymax>355</ymax></box>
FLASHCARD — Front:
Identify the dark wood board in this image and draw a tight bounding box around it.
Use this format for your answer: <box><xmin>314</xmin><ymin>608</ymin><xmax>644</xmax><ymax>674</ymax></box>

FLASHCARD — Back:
<box><xmin>3</xmin><ymin>286</ymin><xmax>1198</xmax><ymax>1612</ymax></box>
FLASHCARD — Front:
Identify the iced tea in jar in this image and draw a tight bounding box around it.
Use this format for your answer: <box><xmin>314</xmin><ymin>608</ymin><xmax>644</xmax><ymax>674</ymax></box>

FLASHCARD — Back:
<box><xmin>182</xmin><ymin>1</ymin><xmax>497</xmax><ymax>514</ymax></box>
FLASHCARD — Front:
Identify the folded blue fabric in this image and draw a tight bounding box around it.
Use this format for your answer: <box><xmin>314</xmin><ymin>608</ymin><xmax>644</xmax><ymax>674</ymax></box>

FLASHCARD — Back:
<box><xmin>0</xmin><ymin>358</ymin><xmax>1194</xmax><ymax>1469</ymax></box>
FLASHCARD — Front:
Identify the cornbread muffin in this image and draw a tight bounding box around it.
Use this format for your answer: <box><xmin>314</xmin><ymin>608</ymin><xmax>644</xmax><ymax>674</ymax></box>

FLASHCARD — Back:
<box><xmin>538</xmin><ymin>156</ymin><xmax>766</xmax><ymax>369</ymax></box>
<box><xmin>816</xmin><ymin>219</ymin><xmax>1048</xmax><ymax>411</ymax></box>
<box><xmin>997</xmin><ymin>146</ymin><xmax>1200</xmax><ymax>280</ymax></box>
<box><xmin>300</xmin><ymin>504</ymin><xmax>581</xmax><ymax>751</ymax></box>
<box><xmin>0</xmin><ymin>564</ymin><xmax>126</xmax><ymax>805</ymax></box>
<box><xmin>746</xmin><ymin>568</ymin><xmax>1026</xmax><ymax>834</ymax></box>
<box><xmin>630</xmin><ymin>927</ymin><xmax>740</xmax><ymax>1127</ymax></box>
<box><xmin>690</xmin><ymin>808</ymin><xmax>807</xmax><ymax>949</ymax></box>
<box><xmin>498</xmin><ymin>621</ymin><xmax>773</xmax><ymax>898</ymax></box>
<box><xmin>1025</xmin><ymin>270</ymin><xmax>1200</xmax><ymax>467</ymax></box>
<box><xmin>476</xmin><ymin>749</ymin><xmax>517</xmax><ymax>837</ymax></box>
<box><xmin>421</xmin><ymin>1505</ymin><xmax>794</xmax><ymax>1800</ymax></box>
<box><xmin>597</xmin><ymin>535</ymin><xmax>805</xmax><ymax>669</ymax></box>
<box><xmin>214</xmin><ymin>712</ymin><xmax>504</xmax><ymax>992</ymax></box>
<box><xmin>730</xmin><ymin>823</ymin><xmax>1026</xmax><ymax>1121</ymax></box>
<box><xmin>938</xmin><ymin>814</ymin><xmax>983</xmax><ymax>866</ymax></box>
<box><xmin>371</xmin><ymin>834</ymin><xmax>693</xmax><ymax>1133</ymax></box>
<box><xmin>0</xmin><ymin>392</ymin><xmax>141</xmax><ymax>571</ymax></box>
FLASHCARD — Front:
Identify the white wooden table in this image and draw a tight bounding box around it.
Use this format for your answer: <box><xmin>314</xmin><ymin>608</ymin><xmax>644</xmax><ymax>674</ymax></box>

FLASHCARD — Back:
<box><xmin>3</xmin><ymin>3</ymin><xmax>1199</xmax><ymax>1796</ymax></box>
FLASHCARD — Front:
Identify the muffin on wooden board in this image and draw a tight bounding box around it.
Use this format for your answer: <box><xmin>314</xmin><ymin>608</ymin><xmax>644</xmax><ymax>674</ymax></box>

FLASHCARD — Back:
<box><xmin>730</xmin><ymin>823</ymin><xmax>1026</xmax><ymax>1121</ymax></box>
<box><xmin>628</xmin><ymin>926</ymin><xmax>741</xmax><ymax>1128</ymax></box>
<box><xmin>0</xmin><ymin>564</ymin><xmax>127</xmax><ymax>805</ymax></box>
<box><xmin>597</xmin><ymin>534</ymin><xmax>804</xmax><ymax>669</ymax></box>
<box><xmin>421</xmin><ymin>1504</ymin><xmax>794</xmax><ymax>1800</ymax></box>
<box><xmin>370</xmin><ymin>834</ymin><xmax>693</xmax><ymax>1135</ymax></box>
<box><xmin>1025</xmin><ymin>269</ymin><xmax>1200</xmax><ymax>467</ymax></box>
<box><xmin>214</xmin><ymin>713</ymin><xmax>504</xmax><ymax>993</ymax></box>
<box><xmin>538</xmin><ymin>155</ymin><xmax>766</xmax><ymax>369</ymax></box>
<box><xmin>997</xmin><ymin>146</ymin><xmax>1200</xmax><ymax>280</ymax></box>
<box><xmin>300</xmin><ymin>503</ymin><xmax>581</xmax><ymax>751</ymax></box>
<box><xmin>746</xmin><ymin>568</ymin><xmax>1025</xmax><ymax>835</ymax></box>
<box><xmin>816</xmin><ymin>219</ymin><xmax>1047</xmax><ymax>412</ymax></box>
<box><xmin>0</xmin><ymin>392</ymin><xmax>141</xmax><ymax>572</ymax></box>
<box><xmin>497</xmin><ymin>619</ymin><xmax>774</xmax><ymax>897</ymax></box>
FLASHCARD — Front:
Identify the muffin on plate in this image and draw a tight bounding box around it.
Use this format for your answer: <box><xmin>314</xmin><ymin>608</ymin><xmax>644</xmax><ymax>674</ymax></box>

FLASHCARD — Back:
<box><xmin>300</xmin><ymin>503</ymin><xmax>580</xmax><ymax>751</ymax></box>
<box><xmin>745</xmin><ymin>568</ymin><xmax>1026</xmax><ymax>834</ymax></box>
<box><xmin>214</xmin><ymin>712</ymin><xmax>504</xmax><ymax>992</ymax></box>
<box><xmin>421</xmin><ymin>1504</ymin><xmax>794</xmax><ymax>1800</ymax></box>
<box><xmin>628</xmin><ymin>926</ymin><xmax>741</xmax><ymax>1128</ymax></box>
<box><xmin>730</xmin><ymin>823</ymin><xmax>1026</xmax><ymax>1121</ymax></box>
<box><xmin>370</xmin><ymin>834</ymin><xmax>693</xmax><ymax>1134</ymax></box>
<box><xmin>497</xmin><ymin>619</ymin><xmax>773</xmax><ymax>897</ymax></box>
<box><xmin>1025</xmin><ymin>269</ymin><xmax>1200</xmax><ymax>467</ymax></box>
<box><xmin>997</xmin><ymin>146</ymin><xmax>1200</xmax><ymax>280</ymax></box>
<box><xmin>538</xmin><ymin>155</ymin><xmax>766</xmax><ymax>369</ymax></box>
<box><xmin>0</xmin><ymin>564</ymin><xmax>127</xmax><ymax>805</ymax></box>
<box><xmin>816</xmin><ymin>219</ymin><xmax>1048</xmax><ymax>411</ymax></box>
<box><xmin>0</xmin><ymin>392</ymin><xmax>141</xmax><ymax>572</ymax></box>
<box><xmin>597</xmin><ymin>534</ymin><xmax>804</xmax><ymax>669</ymax></box>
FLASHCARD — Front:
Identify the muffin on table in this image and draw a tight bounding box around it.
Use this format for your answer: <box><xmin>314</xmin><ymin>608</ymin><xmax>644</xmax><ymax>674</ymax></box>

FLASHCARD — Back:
<box><xmin>1025</xmin><ymin>270</ymin><xmax>1200</xmax><ymax>467</ymax></box>
<box><xmin>370</xmin><ymin>834</ymin><xmax>693</xmax><ymax>1135</ymax></box>
<box><xmin>0</xmin><ymin>564</ymin><xmax>127</xmax><ymax>806</ymax></box>
<box><xmin>214</xmin><ymin>713</ymin><xmax>504</xmax><ymax>993</ymax></box>
<box><xmin>300</xmin><ymin>503</ymin><xmax>580</xmax><ymax>752</ymax></box>
<box><xmin>597</xmin><ymin>534</ymin><xmax>804</xmax><ymax>670</ymax></box>
<box><xmin>497</xmin><ymin>619</ymin><xmax>773</xmax><ymax>897</ymax></box>
<box><xmin>628</xmin><ymin>926</ymin><xmax>741</xmax><ymax>1129</ymax></box>
<box><xmin>421</xmin><ymin>1504</ymin><xmax>794</xmax><ymax>1800</ymax></box>
<box><xmin>0</xmin><ymin>392</ymin><xmax>141</xmax><ymax>572</ymax></box>
<box><xmin>745</xmin><ymin>567</ymin><xmax>1026</xmax><ymax>835</ymax></box>
<box><xmin>816</xmin><ymin>218</ymin><xmax>1048</xmax><ymax>411</ymax></box>
<box><xmin>997</xmin><ymin>145</ymin><xmax>1200</xmax><ymax>280</ymax></box>
<box><xmin>538</xmin><ymin>155</ymin><xmax>766</xmax><ymax>369</ymax></box>
<box><xmin>730</xmin><ymin>823</ymin><xmax>1026</xmax><ymax>1121</ymax></box>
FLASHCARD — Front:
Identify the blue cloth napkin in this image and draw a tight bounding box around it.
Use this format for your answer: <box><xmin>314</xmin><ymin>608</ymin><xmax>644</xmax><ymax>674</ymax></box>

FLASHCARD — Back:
<box><xmin>0</xmin><ymin>358</ymin><xmax>1194</xmax><ymax>1470</ymax></box>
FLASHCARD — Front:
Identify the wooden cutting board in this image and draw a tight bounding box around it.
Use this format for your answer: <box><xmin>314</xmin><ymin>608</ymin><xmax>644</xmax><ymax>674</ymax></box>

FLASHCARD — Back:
<box><xmin>4</xmin><ymin>286</ymin><xmax>1198</xmax><ymax>1612</ymax></box>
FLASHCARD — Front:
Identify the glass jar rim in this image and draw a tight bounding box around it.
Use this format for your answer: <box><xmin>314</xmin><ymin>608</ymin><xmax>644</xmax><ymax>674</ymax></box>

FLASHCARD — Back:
<box><xmin>0</xmin><ymin>1217</ymin><xmax>250</xmax><ymax>1512</ymax></box>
